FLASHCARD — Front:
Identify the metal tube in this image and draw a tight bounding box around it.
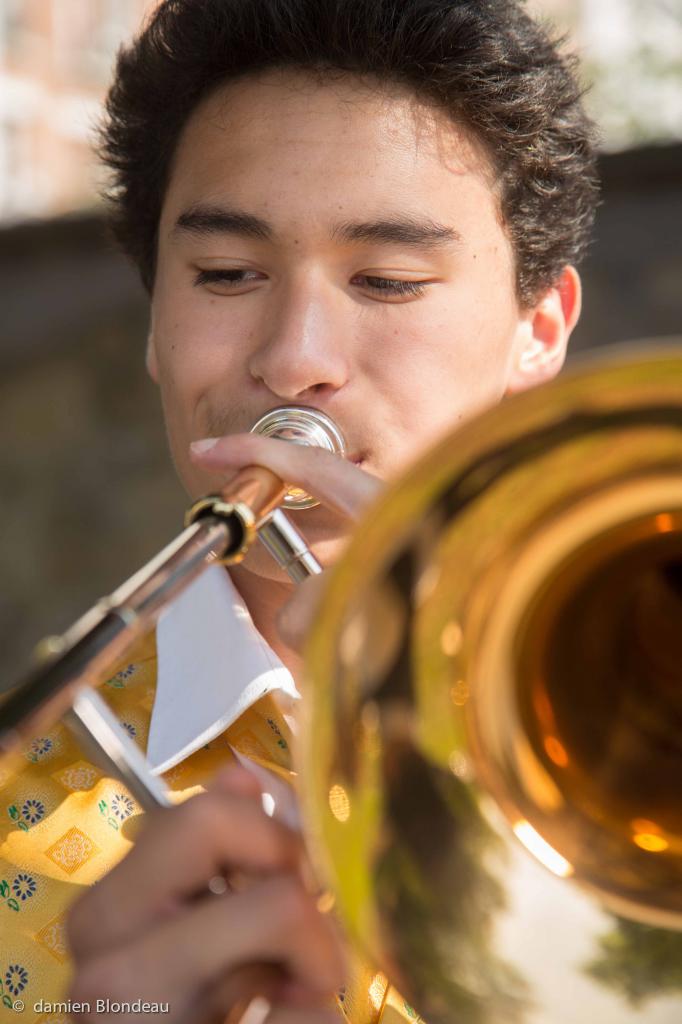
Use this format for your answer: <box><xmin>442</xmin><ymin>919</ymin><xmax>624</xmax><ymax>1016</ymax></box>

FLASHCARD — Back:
<box><xmin>66</xmin><ymin>690</ymin><xmax>172</xmax><ymax>811</ymax></box>
<box><xmin>1</xmin><ymin>464</ymin><xmax>323</xmax><ymax>767</ymax></box>
<box><xmin>257</xmin><ymin>508</ymin><xmax>323</xmax><ymax>581</ymax></box>
<box><xmin>0</xmin><ymin>462</ymin><xmax>284</xmax><ymax>752</ymax></box>
<box><xmin>0</xmin><ymin>515</ymin><xmax>235</xmax><ymax>752</ymax></box>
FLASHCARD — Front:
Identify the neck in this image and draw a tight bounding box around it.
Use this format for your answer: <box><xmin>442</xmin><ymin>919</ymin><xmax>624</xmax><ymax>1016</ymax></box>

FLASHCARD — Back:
<box><xmin>228</xmin><ymin>564</ymin><xmax>303</xmax><ymax>679</ymax></box>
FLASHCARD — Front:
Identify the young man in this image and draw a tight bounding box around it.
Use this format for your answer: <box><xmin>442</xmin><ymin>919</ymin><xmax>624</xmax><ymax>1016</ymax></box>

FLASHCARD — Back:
<box><xmin>0</xmin><ymin>2</ymin><xmax>597</xmax><ymax>1021</ymax></box>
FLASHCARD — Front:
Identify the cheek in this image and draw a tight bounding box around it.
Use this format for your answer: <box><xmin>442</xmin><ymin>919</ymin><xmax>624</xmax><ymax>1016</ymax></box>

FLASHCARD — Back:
<box><xmin>360</xmin><ymin>300</ymin><xmax>516</xmax><ymax>425</ymax></box>
<box><xmin>152</xmin><ymin>299</ymin><xmax>253</xmax><ymax>432</ymax></box>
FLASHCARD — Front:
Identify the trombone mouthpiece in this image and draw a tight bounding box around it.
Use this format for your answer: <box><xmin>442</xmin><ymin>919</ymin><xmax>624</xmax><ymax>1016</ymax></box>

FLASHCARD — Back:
<box><xmin>250</xmin><ymin>406</ymin><xmax>346</xmax><ymax>509</ymax></box>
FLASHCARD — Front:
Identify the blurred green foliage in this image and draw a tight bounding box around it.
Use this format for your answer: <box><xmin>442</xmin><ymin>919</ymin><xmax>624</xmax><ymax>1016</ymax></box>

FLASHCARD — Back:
<box><xmin>585</xmin><ymin>918</ymin><xmax>682</xmax><ymax>1006</ymax></box>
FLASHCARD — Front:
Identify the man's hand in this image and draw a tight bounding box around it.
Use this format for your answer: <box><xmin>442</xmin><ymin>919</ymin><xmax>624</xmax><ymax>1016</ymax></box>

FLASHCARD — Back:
<box><xmin>189</xmin><ymin>431</ymin><xmax>384</xmax><ymax>649</ymax></box>
<box><xmin>67</xmin><ymin>767</ymin><xmax>346</xmax><ymax>1024</ymax></box>
<box><xmin>190</xmin><ymin>431</ymin><xmax>383</xmax><ymax>520</ymax></box>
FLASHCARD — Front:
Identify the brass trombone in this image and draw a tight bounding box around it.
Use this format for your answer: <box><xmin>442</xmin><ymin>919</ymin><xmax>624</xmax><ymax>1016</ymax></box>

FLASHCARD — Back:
<box><xmin>2</xmin><ymin>344</ymin><xmax>682</xmax><ymax>1023</ymax></box>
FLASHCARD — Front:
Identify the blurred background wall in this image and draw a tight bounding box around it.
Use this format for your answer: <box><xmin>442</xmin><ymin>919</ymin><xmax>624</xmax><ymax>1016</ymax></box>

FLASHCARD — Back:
<box><xmin>1</xmin><ymin>0</ymin><xmax>681</xmax><ymax>680</ymax></box>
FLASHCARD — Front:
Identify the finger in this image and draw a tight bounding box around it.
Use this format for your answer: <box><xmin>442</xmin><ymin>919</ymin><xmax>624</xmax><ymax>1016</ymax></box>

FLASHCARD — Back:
<box><xmin>210</xmin><ymin>763</ymin><xmax>265</xmax><ymax>800</ymax></box>
<box><xmin>71</xmin><ymin>876</ymin><xmax>346</xmax><ymax>1017</ymax></box>
<box><xmin>68</xmin><ymin>790</ymin><xmax>302</xmax><ymax>960</ymax></box>
<box><xmin>189</xmin><ymin>433</ymin><xmax>382</xmax><ymax>520</ymax></box>
<box><xmin>155</xmin><ymin>875</ymin><xmax>345</xmax><ymax>996</ymax></box>
<box><xmin>276</xmin><ymin>573</ymin><xmax>329</xmax><ymax>652</ymax></box>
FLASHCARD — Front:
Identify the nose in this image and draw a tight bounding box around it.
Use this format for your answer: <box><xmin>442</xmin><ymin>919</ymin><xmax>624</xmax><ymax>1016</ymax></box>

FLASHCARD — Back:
<box><xmin>248</xmin><ymin>275</ymin><xmax>349</xmax><ymax>401</ymax></box>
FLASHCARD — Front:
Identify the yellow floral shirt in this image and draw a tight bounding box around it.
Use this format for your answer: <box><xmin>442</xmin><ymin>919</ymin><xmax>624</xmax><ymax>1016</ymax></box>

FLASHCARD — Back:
<box><xmin>0</xmin><ymin>631</ymin><xmax>418</xmax><ymax>1024</ymax></box>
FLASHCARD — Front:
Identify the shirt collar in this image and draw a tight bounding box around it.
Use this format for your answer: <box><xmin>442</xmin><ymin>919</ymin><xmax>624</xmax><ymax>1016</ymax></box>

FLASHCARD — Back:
<box><xmin>146</xmin><ymin>564</ymin><xmax>300</xmax><ymax>775</ymax></box>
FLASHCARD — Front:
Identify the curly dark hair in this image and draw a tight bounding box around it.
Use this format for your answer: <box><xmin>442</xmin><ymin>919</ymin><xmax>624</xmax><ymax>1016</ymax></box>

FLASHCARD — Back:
<box><xmin>100</xmin><ymin>0</ymin><xmax>599</xmax><ymax>306</ymax></box>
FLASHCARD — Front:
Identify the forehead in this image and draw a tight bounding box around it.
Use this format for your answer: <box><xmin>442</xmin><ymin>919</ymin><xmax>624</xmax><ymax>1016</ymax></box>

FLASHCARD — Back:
<box><xmin>161</xmin><ymin>69</ymin><xmax>501</xmax><ymax>236</ymax></box>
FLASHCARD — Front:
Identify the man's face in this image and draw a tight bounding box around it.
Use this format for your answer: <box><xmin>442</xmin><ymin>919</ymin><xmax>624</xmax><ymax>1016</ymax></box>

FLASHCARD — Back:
<box><xmin>150</xmin><ymin>70</ymin><xmax>564</xmax><ymax>565</ymax></box>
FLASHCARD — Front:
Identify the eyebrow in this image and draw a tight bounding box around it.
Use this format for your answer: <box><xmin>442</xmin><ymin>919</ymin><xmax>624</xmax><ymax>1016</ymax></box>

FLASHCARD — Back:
<box><xmin>175</xmin><ymin>207</ymin><xmax>272</xmax><ymax>241</ymax></box>
<box><xmin>331</xmin><ymin>216</ymin><xmax>461</xmax><ymax>251</ymax></box>
<box><xmin>173</xmin><ymin>204</ymin><xmax>461</xmax><ymax>252</ymax></box>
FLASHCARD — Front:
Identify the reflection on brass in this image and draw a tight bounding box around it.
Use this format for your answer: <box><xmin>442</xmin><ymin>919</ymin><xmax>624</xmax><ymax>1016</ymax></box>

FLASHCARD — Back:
<box><xmin>316</xmin><ymin>890</ymin><xmax>337</xmax><ymax>914</ymax></box>
<box><xmin>449</xmin><ymin>680</ymin><xmax>469</xmax><ymax>707</ymax></box>
<box><xmin>300</xmin><ymin>345</ymin><xmax>682</xmax><ymax>1024</ymax></box>
<box><xmin>329</xmin><ymin>783</ymin><xmax>351</xmax><ymax>823</ymax></box>
<box><xmin>512</xmin><ymin>820</ymin><xmax>573</xmax><ymax>878</ymax></box>
<box><xmin>584</xmin><ymin>917</ymin><xmax>682</xmax><ymax>1007</ymax></box>
<box><xmin>440</xmin><ymin>621</ymin><xmax>463</xmax><ymax>658</ymax></box>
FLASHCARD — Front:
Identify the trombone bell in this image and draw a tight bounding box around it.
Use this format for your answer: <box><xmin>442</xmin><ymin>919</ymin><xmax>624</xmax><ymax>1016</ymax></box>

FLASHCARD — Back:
<box><xmin>299</xmin><ymin>345</ymin><xmax>682</xmax><ymax>1024</ymax></box>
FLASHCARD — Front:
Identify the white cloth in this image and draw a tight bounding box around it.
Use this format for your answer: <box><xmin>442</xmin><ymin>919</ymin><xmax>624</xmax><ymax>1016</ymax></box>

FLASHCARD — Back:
<box><xmin>146</xmin><ymin>565</ymin><xmax>300</xmax><ymax>822</ymax></box>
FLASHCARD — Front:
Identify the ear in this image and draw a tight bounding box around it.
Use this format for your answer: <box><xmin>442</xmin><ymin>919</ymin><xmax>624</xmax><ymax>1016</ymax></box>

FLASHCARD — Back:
<box><xmin>506</xmin><ymin>266</ymin><xmax>582</xmax><ymax>395</ymax></box>
<box><xmin>145</xmin><ymin>322</ymin><xmax>159</xmax><ymax>384</ymax></box>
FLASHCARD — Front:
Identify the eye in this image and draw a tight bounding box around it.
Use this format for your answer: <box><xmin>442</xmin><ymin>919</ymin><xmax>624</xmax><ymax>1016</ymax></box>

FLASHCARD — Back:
<box><xmin>354</xmin><ymin>275</ymin><xmax>429</xmax><ymax>300</ymax></box>
<box><xmin>193</xmin><ymin>268</ymin><xmax>264</xmax><ymax>290</ymax></box>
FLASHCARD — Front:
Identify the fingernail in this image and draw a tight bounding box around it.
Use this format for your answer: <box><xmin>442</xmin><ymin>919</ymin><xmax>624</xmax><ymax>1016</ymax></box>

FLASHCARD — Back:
<box><xmin>190</xmin><ymin>438</ymin><xmax>219</xmax><ymax>454</ymax></box>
